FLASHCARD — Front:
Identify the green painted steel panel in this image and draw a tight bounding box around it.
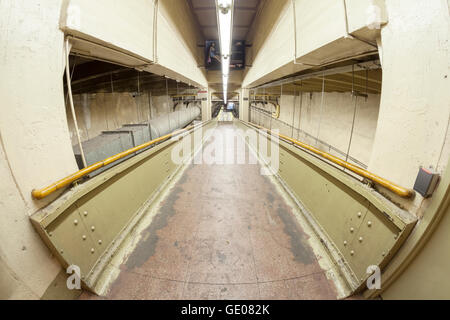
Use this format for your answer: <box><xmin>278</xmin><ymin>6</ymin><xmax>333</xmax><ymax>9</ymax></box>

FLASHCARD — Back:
<box><xmin>237</xmin><ymin>120</ymin><xmax>416</xmax><ymax>292</ymax></box>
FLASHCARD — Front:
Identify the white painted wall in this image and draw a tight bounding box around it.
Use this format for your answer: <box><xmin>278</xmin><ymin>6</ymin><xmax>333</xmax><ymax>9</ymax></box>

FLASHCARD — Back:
<box><xmin>200</xmin><ymin>89</ymin><xmax>212</xmax><ymax>121</ymax></box>
<box><xmin>243</xmin><ymin>3</ymin><xmax>296</xmax><ymax>88</ymax></box>
<box><xmin>252</xmin><ymin>92</ymin><xmax>381</xmax><ymax>166</ymax></box>
<box><xmin>67</xmin><ymin>93</ymin><xmax>153</xmax><ymax>144</ymax></box>
<box><xmin>0</xmin><ymin>0</ymin><xmax>74</xmax><ymax>299</ymax></box>
<box><xmin>62</xmin><ymin>0</ymin><xmax>155</xmax><ymax>61</ymax></box>
<box><xmin>239</xmin><ymin>88</ymin><xmax>250</xmax><ymax>122</ymax></box>
<box><xmin>368</xmin><ymin>0</ymin><xmax>450</xmax><ymax>188</ymax></box>
<box><xmin>153</xmin><ymin>7</ymin><xmax>208</xmax><ymax>88</ymax></box>
<box><xmin>294</xmin><ymin>0</ymin><xmax>347</xmax><ymax>56</ymax></box>
<box><xmin>66</xmin><ymin>91</ymin><xmax>206</xmax><ymax>146</ymax></box>
<box><xmin>62</xmin><ymin>0</ymin><xmax>207</xmax><ymax>88</ymax></box>
<box><xmin>345</xmin><ymin>0</ymin><xmax>388</xmax><ymax>34</ymax></box>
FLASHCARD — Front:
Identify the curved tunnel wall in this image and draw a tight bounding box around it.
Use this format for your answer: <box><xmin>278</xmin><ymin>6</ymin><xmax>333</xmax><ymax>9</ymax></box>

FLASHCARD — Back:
<box><xmin>365</xmin><ymin>0</ymin><xmax>450</xmax><ymax>299</ymax></box>
<box><xmin>0</xmin><ymin>0</ymin><xmax>449</xmax><ymax>299</ymax></box>
<box><xmin>0</xmin><ymin>1</ymin><xmax>78</xmax><ymax>300</ymax></box>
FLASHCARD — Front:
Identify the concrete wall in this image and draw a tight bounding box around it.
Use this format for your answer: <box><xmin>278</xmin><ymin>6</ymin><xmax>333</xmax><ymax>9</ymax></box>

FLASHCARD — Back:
<box><xmin>62</xmin><ymin>0</ymin><xmax>156</xmax><ymax>61</ymax></box>
<box><xmin>368</xmin><ymin>0</ymin><xmax>450</xmax><ymax>188</ymax></box>
<box><xmin>243</xmin><ymin>1</ymin><xmax>295</xmax><ymax>88</ymax></box>
<box><xmin>252</xmin><ymin>92</ymin><xmax>381</xmax><ymax>166</ymax></box>
<box><xmin>66</xmin><ymin>92</ymin><xmax>174</xmax><ymax>145</ymax></box>
<box><xmin>244</xmin><ymin>0</ymin><xmax>290</xmax><ymax>78</ymax></box>
<box><xmin>200</xmin><ymin>89</ymin><xmax>213</xmax><ymax>122</ymax></box>
<box><xmin>158</xmin><ymin>0</ymin><xmax>205</xmax><ymax>67</ymax></box>
<box><xmin>148</xmin><ymin>0</ymin><xmax>207</xmax><ymax>88</ymax></box>
<box><xmin>239</xmin><ymin>88</ymin><xmax>250</xmax><ymax>122</ymax></box>
<box><xmin>370</xmin><ymin>0</ymin><xmax>450</xmax><ymax>299</ymax></box>
<box><xmin>0</xmin><ymin>0</ymin><xmax>75</xmax><ymax>299</ymax></box>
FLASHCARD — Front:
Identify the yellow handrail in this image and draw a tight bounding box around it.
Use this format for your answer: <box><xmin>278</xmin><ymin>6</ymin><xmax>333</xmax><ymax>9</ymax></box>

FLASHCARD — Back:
<box><xmin>245</xmin><ymin>121</ymin><xmax>415</xmax><ymax>198</ymax></box>
<box><xmin>32</xmin><ymin>122</ymin><xmax>207</xmax><ymax>200</ymax></box>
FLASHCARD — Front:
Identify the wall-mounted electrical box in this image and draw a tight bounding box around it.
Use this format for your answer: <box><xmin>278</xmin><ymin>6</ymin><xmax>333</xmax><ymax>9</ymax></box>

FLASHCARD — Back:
<box><xmin>413</xmin><ymin>167</ymin><xmax>440</xmax><ymax>198</ymax></box>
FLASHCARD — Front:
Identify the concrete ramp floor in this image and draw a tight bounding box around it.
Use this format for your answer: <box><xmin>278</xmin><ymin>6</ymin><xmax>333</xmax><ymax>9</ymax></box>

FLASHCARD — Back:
<box><xmin>80</xmin><ymin>123</ymin><xmax>340</xmax><ymax>300</ymax></box>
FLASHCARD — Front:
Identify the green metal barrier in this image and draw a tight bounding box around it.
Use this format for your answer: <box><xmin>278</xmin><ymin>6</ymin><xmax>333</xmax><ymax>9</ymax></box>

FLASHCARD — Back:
<box><xmin>30</xmin><ymin>121</ymin><xmax>216</xmax><ymax>293</ymax></box>
<box><xmin>236</xmin><ymin>119</ymin><xmax>417</xmax><ymax>292</ymax></box>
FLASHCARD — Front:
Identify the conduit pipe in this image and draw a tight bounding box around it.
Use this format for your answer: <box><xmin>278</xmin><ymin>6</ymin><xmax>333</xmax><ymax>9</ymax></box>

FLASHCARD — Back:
<box><xmin>244</xmin><ymin>120</ymin><xmax>415</xmax><ymax>198</ymax></box>
<box><xmin>153</xmin><ymin>0</ymin><xmax>159</xmax><ymax>63</ymax></box>
<box><xmin>149</xmin><ymin>106</ymin><xmax>201</xmax><ymax>138</ymax></box>
<box><xmin>31</xmin><ymin>120</ymin><xmax>208</xmax><ymax>200</ymax></box>
<box><xmin>65</xmin><ymin>38</ymin><xmax>87</xmax><ymax>168</ymax></box>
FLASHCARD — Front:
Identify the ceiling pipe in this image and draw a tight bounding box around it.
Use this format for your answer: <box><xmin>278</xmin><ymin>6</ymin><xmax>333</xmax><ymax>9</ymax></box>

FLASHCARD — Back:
<box><xmin>153</xmin><ymin>0</ymin><xmax>159</xmax><ymax>64</ymax></box>
<box><xmin>65</xmin><ymin>38</ymin><xmax>87</xmax><ymax>169</ymax></box>
<box><xmin>216</xmin><ymin>0</ymin><xmax>234</xmax><ymax>104</ymax></box>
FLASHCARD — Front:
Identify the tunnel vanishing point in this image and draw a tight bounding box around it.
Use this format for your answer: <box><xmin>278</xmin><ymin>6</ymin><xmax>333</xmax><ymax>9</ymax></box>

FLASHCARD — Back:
<box><xmin>1</xmin><ymin>0</ymin><xmax>449</xmax><ymax>301</ymax></box>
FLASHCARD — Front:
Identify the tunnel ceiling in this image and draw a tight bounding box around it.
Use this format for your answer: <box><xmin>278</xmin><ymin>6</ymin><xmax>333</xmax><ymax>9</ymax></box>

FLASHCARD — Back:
<box><xmin>189</xmin><ymin>0</ymin><xmax>262</xmax><ymax>99</ymax></box>
<box><xmin>251</xmin><ymin>54</ymin><xmax>383</xmax><ymax>95</ymax></box>
<box><xmin>66</xmin><ymin>56</ymin><xmax>197</xmax><ymax>95</ymax></box>
<box><xmin>189</xmin><ymin>0</ymin><xmax>261</xmax><ymax>41</ymax></box>
<box><xmin>188</xmin><ymin>1</ymin><xmax>383</xmax><ymax>100</ymax></box>
<box><xmin>66</xmin><ymin>2</ymin><xmax>382</xmax><ymax>99</ymax></box>
<box><xmin>256</xmin><ymin>69</ymin><xmax>382</xmax><ymax>95</ymax></box>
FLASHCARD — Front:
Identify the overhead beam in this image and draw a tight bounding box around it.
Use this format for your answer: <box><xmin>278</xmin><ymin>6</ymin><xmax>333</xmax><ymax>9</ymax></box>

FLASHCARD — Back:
<box><xmin>252</xmin><ymin>60</ymin><xmax>381</xmax><ymax>90</ymax></box>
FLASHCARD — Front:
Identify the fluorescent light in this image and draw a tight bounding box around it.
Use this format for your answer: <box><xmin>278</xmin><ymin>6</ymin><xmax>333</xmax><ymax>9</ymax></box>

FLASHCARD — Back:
<box><xmin>216</xmin><ymin>0</ymin><xmax>233</xmax><ymax>104</ymax></box>
<box><xmin>221</xmin><ymin>56</ymin><xmax>230</xmax><ymax>75</ymax></box>
<box><xmin>218</xmin><ymin>10</ymin><xmax>232</xmax><ymax>56</ymax></box>
<box><xmin>223</xmin><ymin>75</ymin><xmax>228</xmax><ymax>90</ymax></box>
<box><xmin>223</xmin><ymin>81</ymin><xmax>228</xmax><ymax>104</ymax></box>
<box><xmin>218</xmin><ymin>0</ymin><xmax>232</xmax><ymax>7</ymax></box>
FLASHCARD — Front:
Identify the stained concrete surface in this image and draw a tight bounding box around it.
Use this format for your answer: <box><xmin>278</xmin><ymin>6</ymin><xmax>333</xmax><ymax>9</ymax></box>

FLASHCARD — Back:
<box><xmin>80</xmin><ymin>123</ymin><xmax>338</xmax><ymax>300</ymax></box>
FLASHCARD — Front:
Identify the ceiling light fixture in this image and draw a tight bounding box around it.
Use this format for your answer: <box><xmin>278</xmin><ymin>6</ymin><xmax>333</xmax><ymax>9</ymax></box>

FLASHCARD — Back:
<box><xmin>216</xmin><ymin>0</ymin><xmax>234</xmax><ymax>105</ymax></box>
